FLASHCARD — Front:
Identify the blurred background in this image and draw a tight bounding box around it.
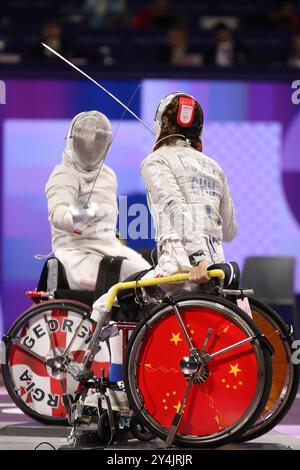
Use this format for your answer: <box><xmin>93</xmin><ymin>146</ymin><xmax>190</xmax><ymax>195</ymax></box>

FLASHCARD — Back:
<box><xmin>2</xmin><ymin>0</ymin><xmax>300</xmax><ymax>70</ymax></box>
<box><xmin>0</xmin><ymin>0</ymin><xmax>300</xmax><ymax>335</ymax></box>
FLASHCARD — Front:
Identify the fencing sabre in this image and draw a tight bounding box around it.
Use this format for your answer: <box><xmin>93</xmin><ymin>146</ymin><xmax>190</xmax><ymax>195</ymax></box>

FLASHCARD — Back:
<box><xmin>85</xmin><ymin>82</ymin><xmax>141</xmax><ymax>208</ymax></box>
<box><xmin>41</xmin><ymin>43</ymin><xmax>155</xmax><ymax>135</ymax></box>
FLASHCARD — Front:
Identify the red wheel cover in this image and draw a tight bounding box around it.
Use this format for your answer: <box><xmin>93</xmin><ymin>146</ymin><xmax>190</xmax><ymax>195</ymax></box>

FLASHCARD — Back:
<box><xmin>136</xmin><ymin>307</ymin><xmax>260</xmax><ymax>436</ymax></box>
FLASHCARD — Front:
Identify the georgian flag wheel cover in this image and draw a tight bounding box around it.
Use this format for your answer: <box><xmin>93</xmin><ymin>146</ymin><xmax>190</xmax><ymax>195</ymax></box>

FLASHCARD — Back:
<box><xmin>2</xmin><ymin>301</ymin><xmax>110</xmax><ymax>424</ymax></box>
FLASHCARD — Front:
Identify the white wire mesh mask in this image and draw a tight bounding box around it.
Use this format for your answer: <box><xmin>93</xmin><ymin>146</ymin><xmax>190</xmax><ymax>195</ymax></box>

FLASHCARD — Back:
<box><xmin>69</xmin><ymin>111</ymin><xmax>112</xmax><ymax>171</ymax></box>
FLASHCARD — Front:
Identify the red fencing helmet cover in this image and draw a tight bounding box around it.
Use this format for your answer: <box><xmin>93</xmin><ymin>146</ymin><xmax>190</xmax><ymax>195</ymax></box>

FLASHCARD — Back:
<box><xmin>154</xmin><ymin>91</ymin><xmax>202</xmax><ymax>138</ymax></box>
<box><xmin>177</xmin><ymin>96</ymin><xmax>196</xmax><ymax>127</ymax></box>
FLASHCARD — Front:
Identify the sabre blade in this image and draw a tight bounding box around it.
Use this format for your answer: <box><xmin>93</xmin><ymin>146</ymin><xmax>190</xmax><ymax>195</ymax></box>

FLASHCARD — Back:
<box><xmin>41</xmin><ymin>42</ymin><xmax>155</xmax><ymax>135</ymax></box>
<box><xmin>85</xmin><ymin>82</ymin><xmax>141</xmax><ymax>207</ymax></box>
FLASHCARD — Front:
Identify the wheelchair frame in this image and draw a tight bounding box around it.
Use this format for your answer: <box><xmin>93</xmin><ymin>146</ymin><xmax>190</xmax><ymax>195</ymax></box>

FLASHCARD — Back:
<box><xmin>1</xmin><ymin>269</ymin><xmax>298</xmax><ymax>448</ymax></box>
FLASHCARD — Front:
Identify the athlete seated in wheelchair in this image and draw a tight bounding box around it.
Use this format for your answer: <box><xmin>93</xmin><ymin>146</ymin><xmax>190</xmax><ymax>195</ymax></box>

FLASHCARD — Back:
<box><xmin>1</xmin><ymin>96</ymin><xmax>299</xmax><ymax>448</ymax></box>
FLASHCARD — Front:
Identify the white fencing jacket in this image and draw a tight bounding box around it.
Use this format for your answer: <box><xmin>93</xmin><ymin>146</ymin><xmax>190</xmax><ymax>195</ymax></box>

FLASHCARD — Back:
<box><xmin>141</xmin><ymin>140</ymin><xmax>238</xmax><ymax>275</ymax></box>
<box><xmin>46</xmin><ymin>142</ymin><xmax>124</xmax><ymax>258</ymax></box>
<box><xmin>45</xmin><ymin>114</ymin><xmax>150</xmax><ymax>290</ymax></box>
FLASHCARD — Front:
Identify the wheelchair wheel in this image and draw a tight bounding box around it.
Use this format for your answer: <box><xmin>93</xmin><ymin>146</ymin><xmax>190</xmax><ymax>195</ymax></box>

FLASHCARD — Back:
<box><xmin>97</xmin><ymin>411</ymin><xmax>118</xmax><ymax>445</ymax></box>
<box><xmin>130</xmin><ymin>415</ymin><xmax>156</xmax><ymax>442</ymax></box>
<box><xmin>1</xmin><ymin>300</ymin><xmax>110</xmax><ymax>425</ymax></box>
<box><xmin>124</xmin><ymin>293</ymin><xmax>273</xmax><ymax>448</ymax></box>
<box><xmin>236</xmin><ymin>297</ymin><xmax>300</xmax><ymax>442</ymax></box>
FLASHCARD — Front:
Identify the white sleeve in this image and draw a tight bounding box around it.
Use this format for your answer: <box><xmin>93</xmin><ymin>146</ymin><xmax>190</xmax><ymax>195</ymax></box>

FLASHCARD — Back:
<box><xmin>45</xmin><ymin>165</ymin><xmax>79</xmax><ymax>232</ymax></box>
<box><xmin>219</xmin><ymin>173</ymin><xmax>238</xmax><ymax>242</ymax></box>
<box><xmin>141</xmin><ymin>155</ymin><xmax>206</xmax><ymax>256</ymax></box>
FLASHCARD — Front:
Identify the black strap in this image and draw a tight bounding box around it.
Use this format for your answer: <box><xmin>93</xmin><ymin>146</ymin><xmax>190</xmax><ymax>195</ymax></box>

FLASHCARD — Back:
<box><xmin>93</xmin><ymin>256</ymin><xmax>126</xmax><ymax>302</ymax></box>
<box><xmin>106</xmin><ymin>256</ymin><xmax>126</xmax><ymax>291</ymax></box>
<box><xmin>94</xmin><ymin>256</ymin><xmax>113</xmax><ymax>300</ymax></box>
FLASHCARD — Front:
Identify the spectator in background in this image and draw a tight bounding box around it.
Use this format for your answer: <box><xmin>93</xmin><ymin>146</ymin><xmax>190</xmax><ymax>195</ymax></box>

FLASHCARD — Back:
<box><xmin>84</xmin><ymin>0</ymin><xmax>128</xmax><ymax>28</ymax></box>
<box><xmin>133</xmin><ymin>0</ymin><xmax>175</xmax><ymax>28</ymax></box>
<box><xmin>31</xmin><ymin>21</ymin><xmax>73</xmax><ymax>61</ymax></box>
<box><xmin>84</xmin><ymin>0</ymin><xmax>107</xmax><ymax>27</ymax></box>
<box><xmin>158</xmin><ymin>22</ymin><xmax>203</xmax><ymax>66</ymax></box>
<box><xmin>269</xmin><ymin>0</ymin><xmax>300</xmax><ymax>31</ymax></box>
<box><xmin>288</xmin><ymin>33</ymin><xmax>300</xmax><ymax>67</ymax></box>
<box><xmin>206</xmin><ymin>23</ymin><xmax>247</xmax><ymax>67</ymax></box>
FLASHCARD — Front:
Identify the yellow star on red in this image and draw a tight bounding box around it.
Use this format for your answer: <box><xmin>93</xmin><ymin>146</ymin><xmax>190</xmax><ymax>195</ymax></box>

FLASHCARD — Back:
<box><xmin>172</xmin><ymin>401</ymin><xmax>185</xmax><ymax>413</ymax></box>
<box><xmin>170</xmin><ymin>332</ymin><xmax>183</xmax><ymax>346</ymax></box>
<box><xmin>229</xmin><ymin>363</ymin><xmax>242</xmax><ymax>378</ymax></box>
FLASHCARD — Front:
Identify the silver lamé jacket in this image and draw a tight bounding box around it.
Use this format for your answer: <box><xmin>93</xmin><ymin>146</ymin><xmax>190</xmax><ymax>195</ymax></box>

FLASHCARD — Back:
<box><xmin>141</xmin><ymin>140</ymin><xmax>238</xmax><ymax>276</ymax></box>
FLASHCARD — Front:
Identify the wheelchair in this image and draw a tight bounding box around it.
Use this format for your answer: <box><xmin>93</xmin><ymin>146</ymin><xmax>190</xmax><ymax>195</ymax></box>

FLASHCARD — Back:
<box><xmin>1</xmin><ymin>257</ymin><xmax>299</xmax><ymax>448</ymax></box>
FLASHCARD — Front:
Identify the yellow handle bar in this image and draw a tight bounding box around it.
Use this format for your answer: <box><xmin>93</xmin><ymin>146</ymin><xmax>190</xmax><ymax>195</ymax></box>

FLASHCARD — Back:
<box><xmin>105</xmin><ymin>269</ymin><xmax>225</xmax><ymax>309</ymax></box>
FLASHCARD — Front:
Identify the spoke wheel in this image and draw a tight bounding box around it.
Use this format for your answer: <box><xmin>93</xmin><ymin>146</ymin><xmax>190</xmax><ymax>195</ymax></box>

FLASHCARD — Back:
<box><xmin>235</xmin><ymin>297</ymin><xmax>300</xmax><ymax>442</ymax></box>
<box><xmin>1</xmin><ymin>300</ymin><xmax>110</xmax><ymax>425</ymax></box>
<box><xmin>124</xmin><ymin>294</ymin><xmax>272</xmax><ymax>448</ymax></box>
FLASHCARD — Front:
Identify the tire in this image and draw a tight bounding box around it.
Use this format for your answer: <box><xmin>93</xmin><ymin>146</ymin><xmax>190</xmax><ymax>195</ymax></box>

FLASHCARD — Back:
<box><xmin>235</xmin><ymin>297</ymin><xmax>300</xmax><ymax>442</ymax></box>
<box><xmin>130</xmin><ymin>415</ymin><xmax>156</xmax><ymax>441</ymax></box>
<box><xmin>124</xmin><ymin>293</ymin><xmax>273</xmax><ymax>448</ymax></box>
<box><xmin>97</xmin><ymin>411</ymin><xmax>117</xmax><ymax>445</ymax></box>
<box><xmin>1</xmin><ymin>300</ymin><xmax>109</xmax><ymax>425</ymax></box>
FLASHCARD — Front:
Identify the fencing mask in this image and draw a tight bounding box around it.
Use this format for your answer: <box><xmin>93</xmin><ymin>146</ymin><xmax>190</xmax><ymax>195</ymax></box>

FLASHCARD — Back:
<box><xmin>69</xmin><ymin>110</ymin><xmax>112</xmax><ymax>171</ymax></box>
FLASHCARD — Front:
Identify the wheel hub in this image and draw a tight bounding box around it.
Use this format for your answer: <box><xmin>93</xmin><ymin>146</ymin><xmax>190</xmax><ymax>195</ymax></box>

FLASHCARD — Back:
<box><xmin>45</xmin><ymin>348</ymin><xmax>69</xmax><ymax>380</ymax></box>
<box><xmin>180</xmin><ymin>355</ymin><xmax>199</xmax><ymax>375</ymax></box>
<box><xmin>190</xmin><ymin>365</ymin><xmax>209</xmax><ymax>384</ymax></box>
<box><xmin>180</xmin><ymin>350</ymin><xmax>210</xmax><ymax>385</ymax></box>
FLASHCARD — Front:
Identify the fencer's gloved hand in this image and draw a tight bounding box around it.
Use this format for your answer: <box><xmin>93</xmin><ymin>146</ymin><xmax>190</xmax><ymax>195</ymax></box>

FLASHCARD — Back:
<box><xmin>189</xmin><ymin>260</ymin><xmax>210</xmax><ymax>284</ymax></box>
<box><xmin>69</xmin><ymin>200</ymin><xmax>101</xmax><ymax>235</ymax></box>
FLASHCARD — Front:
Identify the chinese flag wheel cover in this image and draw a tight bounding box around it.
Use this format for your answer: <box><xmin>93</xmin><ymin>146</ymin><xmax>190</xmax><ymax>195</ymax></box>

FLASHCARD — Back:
<box><xmin>6</xmin><ymin>307</ymin><xmax>110</xmax><ymax>421</ymax></box>
<box><xmin>135</xmin><ymin>306</ymin><xmax>261</xmax><ymax>437</ymax></box>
